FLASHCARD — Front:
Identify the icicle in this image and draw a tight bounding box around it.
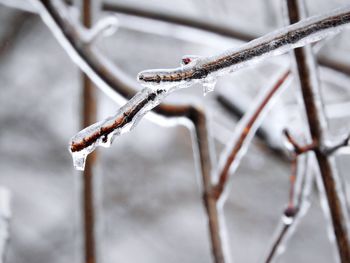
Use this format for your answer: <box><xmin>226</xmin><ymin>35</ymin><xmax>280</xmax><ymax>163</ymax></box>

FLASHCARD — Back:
<box><xmin>281</xmin><ymin>214</ymin><xmax>294</xmax><ymax>225</ymax></box>
<box><xmin>69</xmin><ymin>87</ymin><xmax>169</xmax><ymax>170</ymax></box>
<box><xmin>72</xmin><ymin>151</ymin><xmax>88</xmax><ymax>171</ymax></box>
<box><xmin>202</xmin><ymin>77</ymin><xmax>217</xmax><ymax>96</ymax></box>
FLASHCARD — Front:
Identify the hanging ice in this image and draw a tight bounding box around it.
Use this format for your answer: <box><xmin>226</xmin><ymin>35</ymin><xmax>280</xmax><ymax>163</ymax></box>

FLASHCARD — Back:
<box><xmin>202</xmin><ymin>77</ymin><xmax>217</xmax><ymax>96</ymax></box>
<box><xmin>72</xmin><ymin>150</ymin><xmax>88</xmax><ymax>171</ymax></box>
<box><xmin>69</xmin><ymin>87</ymin><xmax>168</xmax><ymax>171</ymax></box>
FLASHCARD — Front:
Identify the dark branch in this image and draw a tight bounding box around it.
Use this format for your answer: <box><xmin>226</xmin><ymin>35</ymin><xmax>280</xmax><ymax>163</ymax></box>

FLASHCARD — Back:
<box><xmin>287</xmin><ymin>0</ymin><xmax>350</xmax><ymax>261</ymax></box>
<box><xmin>213</xmin><ymin>70</ymin><xmax>290</xmax><ymax>198</ymax></box>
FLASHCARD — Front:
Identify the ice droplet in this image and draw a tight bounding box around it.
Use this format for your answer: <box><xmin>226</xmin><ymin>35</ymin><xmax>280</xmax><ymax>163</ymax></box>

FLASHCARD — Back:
<box><xmin>72</xmin><ymin>151</ymin><xmax>87</xmax><ymax>171</ymax></box>
<box><xmin>203</xmin><ymin>78</ymin><xmax>217</xmax><ymax>96</ymax></box>
<box><xmin>282</xmin><ymin>214</ymin><xmax>294</xmax><ymax>225</ymax></box>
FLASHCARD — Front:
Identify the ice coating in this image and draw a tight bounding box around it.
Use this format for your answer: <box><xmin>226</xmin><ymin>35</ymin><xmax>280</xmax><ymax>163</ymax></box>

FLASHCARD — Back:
<box><xmin>70</xmin><ymin>87</ymin><xmax>168</xmax><ymax>170</ymax></box>
<box><xmin>202</xmin><ymin>77</ymin><xmax>217</xmax><ymax>96</ymax></box>
<box><xmin>137</xmin><ymin>5</ymin><xmax>350</xmax><ymax>88</ymax></box>
<box><xmin>264</xmin><ymin>151</ymin><xmax>314</xmax><ymax>262</ymax></box>
<box><xmin>215</xmin><ymin>70</ymin><xmax>291</xmax><ymax>184</ymax></box>
<box><xmin>181</xmin><ymin>55</ymin><xmax>202</xmax><ymax>66</ymax></box>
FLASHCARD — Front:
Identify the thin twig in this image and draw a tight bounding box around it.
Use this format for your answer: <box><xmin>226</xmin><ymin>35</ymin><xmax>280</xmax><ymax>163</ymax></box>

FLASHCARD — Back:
<box><xmin>215</xmin><ymin>95</ymin><xmax>271</xmax><ymax>146</ymax></box>
<box><xmin>265</xmin><ymin>131</ymin><xmax>313</xmax><ymax>263</ymax></box>
<box><xmin>28</xmin><ymin>1</ymin><xmax>227</xmax><ymax>261</ymax></box>
<box><xmin>81</xmin><ymin>0</ymin><xmax>97</xmax><ymax>263</ymax></box>
<box><xmin>4</xmin><ymin>0</ymin><xmax>350</xmax><ymax>81</ymax></box>
<box><xmin>188</xmin><ymin>107</ymin><xmax>229</xmax><ymax>263</ymax></box>
<box><xmin>137</xmin><ymin>6</ymin><xmax>350</xmax><ymax>85</ymax></box>
<box><xmin>283</xmin><ymin>129</ymin><xmax>317</xmax><ymax>155</ymax></box>
<box><xmin>213</xmin><ymin>70</ymin><xmax>291</xmax><ymax>197</ymax></box>
<box><xmin>102</xmin><ymin>2</ymin><xmax>256</xmax><ymax>42</ymax></box>
<box><xmin>324</xmin><ymin>134</ymin><xmax>350</xmax><ymax>155</ymax></box>
<box><xmin>287</xmin><ymin>0</ymin><xmax>350</xmax><ymax>261</ymax></box>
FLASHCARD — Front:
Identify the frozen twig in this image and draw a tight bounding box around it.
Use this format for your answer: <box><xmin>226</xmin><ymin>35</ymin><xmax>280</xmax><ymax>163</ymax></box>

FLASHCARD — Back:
<box><xmin>287</xmin><ymin>0</ymin><xmax>350</xmax><ymax>261</ymax></box>
<box><xmin>324</xmin><ymin>134</ymin><xmax>350</xmax><ymax>155</ymax></box>
<box><xmin>264</xmin><ymin>130</ymin><xmax>313</xmax><ymax>263</ymax></box>
<box><xmin>137</xmin><ymin>5</ymin><xmax>350</xmax><ymax>86</ymax></box>
<box><xmin>26</xmin><ymin>1</ymin><xmax>227</xmax><ymax>261</ymax></box>
<box><xmin>213</xmin><ymin>70</ymin><xmax>291</xmax><ymax>197</ymax></box>
<box><xmin>188</xmin><ymin>107</ymin><xmax>230</xmax><ymax>263</ymax></box>
<box><xmin>6</xmin><ymin>1</ymin><xmax>350</xmax><ymax>262</ymax></box>
<box><xmin>102</xmin><ymin>2</ymin><xmax>256</xmax><ymax>42</ymax></box>
<box><xmin>3</xmin><ymin>0</ymin><xmax>350</xmax><ymax>80</ymax></box>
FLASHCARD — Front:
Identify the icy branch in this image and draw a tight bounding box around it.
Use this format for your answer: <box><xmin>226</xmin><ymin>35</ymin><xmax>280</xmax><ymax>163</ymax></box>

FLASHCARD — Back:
<box><xmin>212</xmin><ymin>70</ymin><xmax>291</xmax><ymax>197</ymax></box>
<box><xmin>70</xmin><ymin>87</ymin><xmax>168</xmax><ymax>170</ymax></box>
<box><xmin>137</xmin><ymin>6</ymin><xmax>350</xmax><ymax>88</ymax></box>
<box><xmin>286</xmin><ymin>0</ymin><xmax>350</xmax><ymax>261</ymax></box>
<box><xmin>265</xmin><ymin>131</ymin><xmax>313</xmax><ymax>263</ymax></box>
<box><xmin>324</xmin><ymin>134</ymin><xmax>350</xmax><ymax>155</ymax></box>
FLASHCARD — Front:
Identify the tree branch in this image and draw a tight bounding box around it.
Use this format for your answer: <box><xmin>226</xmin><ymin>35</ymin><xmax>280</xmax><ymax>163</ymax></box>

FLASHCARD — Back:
<box><xmin>137</xmin><ymin>6</ymin><xmax>350</xmax><ymax>86</ymax></box>
<box><xmin>287</xmin><ymin>0</ymin><xmax>350</xmax><ymax>261</ymax></box>
<box><xmin>28</xmin><ymin>1</ymin><xmax>228</xmax><ymax>261</ymax></box>
<box><xmin>213</xmin><ymin>70</ymin><xmax>291</xmax><ymax>197</ymax></box>
<box><xmin>265</xmin><ymin>131</ymin><xmax>313</xmax><ymax>263</ymax></box>
<box><xmin>187</xmin><ymin>107</ymin><xmax>229</xmax><ymax>263</ymax></box>
<box><xmin>80</xmin><ymin>0</ymin><xmax>97</xmax><ymax>262</ymax></box>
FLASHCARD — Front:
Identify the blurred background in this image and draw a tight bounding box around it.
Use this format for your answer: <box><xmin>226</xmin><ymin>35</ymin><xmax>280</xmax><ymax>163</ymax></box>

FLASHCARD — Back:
<box><xmin>1</xmin><ymin>0</ymin><xmax>350</xmax><ymax>262</ymax></box>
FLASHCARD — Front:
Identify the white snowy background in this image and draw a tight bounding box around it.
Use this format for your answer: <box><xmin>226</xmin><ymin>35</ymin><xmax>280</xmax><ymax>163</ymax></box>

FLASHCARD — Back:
<box><xmin>1</xmin><ymin>0</ymin><xmax>350</xmax><ymax>262</ymax></box>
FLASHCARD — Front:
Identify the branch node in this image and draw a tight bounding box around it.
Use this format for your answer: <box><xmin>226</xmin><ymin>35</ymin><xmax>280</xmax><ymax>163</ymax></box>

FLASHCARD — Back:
<box><xmin>282</xmin><ymin>129</ymin><xmax>316</xmax><ymax>156</ymax></box>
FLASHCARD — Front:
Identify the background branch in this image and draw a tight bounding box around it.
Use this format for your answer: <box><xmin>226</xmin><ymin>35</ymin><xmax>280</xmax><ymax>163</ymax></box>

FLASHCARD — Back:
<box><xmin>287</xmin><ymin>0</ymin><xmax>350</xmax><ymax>261</ymax></box>
<box><xmin>265</xmin><ymin>131</ymin><xmax>313</xmax><ymax>263</ymax></box>
<box><xmin>28</xmin><ymin>1</ymin><xmax>228</xmax><ymax>261</ymax></box>
<box><xmin>80</xmin><ymin>0</ymin><xmax>97</xmax><ymax>262</ymax></box>
<box><xmin>214</xmin><ymin>70</ymin><xmax>291</xmax><ymax>197</ymax></box>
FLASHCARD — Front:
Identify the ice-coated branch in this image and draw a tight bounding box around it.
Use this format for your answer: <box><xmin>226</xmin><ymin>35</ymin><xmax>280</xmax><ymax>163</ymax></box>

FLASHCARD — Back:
<box><xmin>78</xmin><ymin>15</ymin><xmax>119</xmax><ymax>44</ymax></box>
<box><xmin>287</xmin><ymin>0</ymin><xmax>350</xmax><ymax>261</ymax></box>
<box><xmin>212</xmin><ymin>70</ymin><xmax>291</xmax><ymax>197</ymax></box>
<box><xmin>4</xmin><ymin>0</ymin><xmax>350</xmax><ymax>82</ymax></box>
<box><xmin>188</xmin><ymin>107</ymin><xmax>230</xmax><ymax>263</ymax></box>
<box><xmin>28</xmin><ymin>1</ymin><xmax>228</xmax><ymax>261</ymax></box>
<box><xmin>137</xmin><ymin>5</ymin><xmax>350</xmax><ymax>87</ymax></box>
<box><xmin>102</xmin><ymin>2</ymin><xmax>256</xmax><ymax>42</ymax></box>
<box><xmin>265</xmin><ymin>131</ymin><xmax>313</xmax><ymax>263</ymax></box>
<box><xmin>70</xmin><ymin>87</ymin><xmax>169</xmax><ymax>170</ymax></box>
